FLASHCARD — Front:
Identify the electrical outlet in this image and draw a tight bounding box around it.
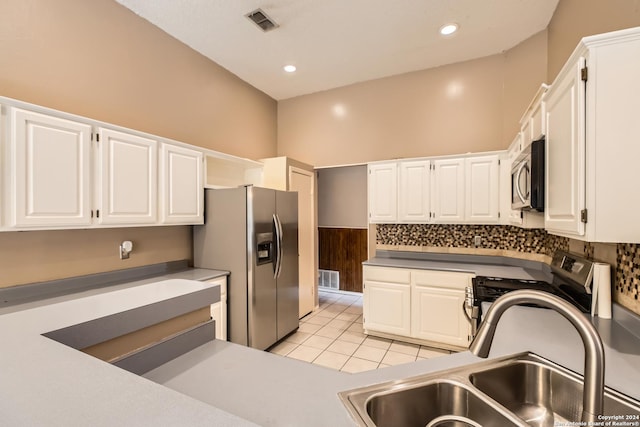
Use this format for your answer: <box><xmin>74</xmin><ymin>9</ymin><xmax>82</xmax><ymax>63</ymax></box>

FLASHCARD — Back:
<box><xmin>474</xmin><ymin>236</ymin><xmax>482</xmax><ymax>247</ymax></box>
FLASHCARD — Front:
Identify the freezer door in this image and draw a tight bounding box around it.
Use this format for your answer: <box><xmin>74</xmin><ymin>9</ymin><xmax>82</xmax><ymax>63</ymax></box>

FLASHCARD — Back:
<box><xmin>247</xmin><ymin>187</ymin><xmax>278</xmax><ymax>350</ymax></box>
<box><xmin>276</xmin><ymin>190</ymin><xmax>300</xmax><ymax>340</ymax></box>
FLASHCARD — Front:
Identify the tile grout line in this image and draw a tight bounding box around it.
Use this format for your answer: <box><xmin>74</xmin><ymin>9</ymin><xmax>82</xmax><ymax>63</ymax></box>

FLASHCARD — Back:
<box><xmin>307</xmin><ymin>297</ymin><xmax>362</xmax><ymax>370</ymax></box>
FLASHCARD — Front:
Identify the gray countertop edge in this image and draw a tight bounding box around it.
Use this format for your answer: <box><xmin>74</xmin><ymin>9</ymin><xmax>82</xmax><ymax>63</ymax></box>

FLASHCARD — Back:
<box><xmin>0</xmin><ymin>260</ymin><xmax>229</xmax><ymax>308</ymax></box>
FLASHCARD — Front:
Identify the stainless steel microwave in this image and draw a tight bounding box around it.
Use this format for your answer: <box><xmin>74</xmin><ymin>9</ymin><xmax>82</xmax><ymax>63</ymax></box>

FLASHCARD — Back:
<box><xmin>511</xmin><ymin>137</ymin><xmax>545</xmax><ymax>211</ymax></box>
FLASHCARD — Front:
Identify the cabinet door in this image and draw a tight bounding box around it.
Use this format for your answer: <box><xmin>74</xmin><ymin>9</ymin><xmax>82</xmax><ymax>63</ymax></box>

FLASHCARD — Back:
<box><xmin>368</xmin><ymin>162</ymin><xmax>397</xmax><ymax>223</ymax></box>
<box><xmin>363</xmin><ymin>281</ymin><xmax>411</xmax><ymax>336</ymax></box>
<box><xmin>432</xmin><ymin>159</ymin><xmax>464</xmax><ymax>223</ymax></box>
<box><xmin>399</xmin><ymin>160</ymin><xmax>430</xmax><ymax>222</ymax></box>
<box><xmin>544</xmin><ymin>58</ymin><xmax>586</xmax><ymax>236</ymax></box>
<box><xmin>98</xmin><ymin>128</ymin><xmax>157</xmax><ymax>225</ymax></box>
<box><xmin>465</xmin><ymin>155</ymin><xmax>499</xmax><ymax>223</ymax></box>
<box><xmin>411</xmin><ymin>286</ymin><xmax>470</xmax><ymax>347</ymax></box>
<box><xmin>159</xmin><ymin>143</ymin><xmax>203</xmax><ymax>224</ymax></box>
<box><xmin>11</xmin><ymin>108</ymin><xmax>92</xmax><ymax>227</ymax></box>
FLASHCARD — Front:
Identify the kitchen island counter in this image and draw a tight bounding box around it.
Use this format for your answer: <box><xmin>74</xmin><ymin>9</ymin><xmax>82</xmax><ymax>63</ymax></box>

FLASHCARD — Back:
<box><xmin>2</xmin><ymin>270</ymin><xmax>639</xmax><ymax>426</ymax></box>
<box><xmin>0</xmin><ymin>278</ymin><xmax>255</xmax><ymax>426</ymax></box>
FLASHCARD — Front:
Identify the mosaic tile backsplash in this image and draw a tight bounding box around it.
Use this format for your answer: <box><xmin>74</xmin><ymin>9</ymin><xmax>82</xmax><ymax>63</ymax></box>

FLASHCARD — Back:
<box><xmin>377</xmin><ymin>224</ymin><xmax>640</xmax><ymax>315</ymax></box>
<box><xmin>376</xmin><ymin>224</ymin><xmax>569</xmax><ymax>255</ymax></box>
<box><xmin>616</xmin><ymin>243</ymin><xmax>640</xmax><ymax>314</ymax></box>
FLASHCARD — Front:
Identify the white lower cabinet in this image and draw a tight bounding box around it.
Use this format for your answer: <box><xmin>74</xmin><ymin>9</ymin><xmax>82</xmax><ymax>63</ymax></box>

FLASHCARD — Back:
<box><xmin>363</xmin><ymin>265</ymin><xmax>472</xmax><ymax>349</ymax></box>
<box><xmin>363</xmin><ymin>266</ymin><xmax>411</xmax><ymax>336</ymax></box>
<box><xmin>207</xmin><ymin>277</ymin><xmax>227</xmax><ymax>341</ymax></box>
<box><xmin>411</xmin><ymin>270</ymin><xmax>473</xmax><ymax>348</ymax></box>
<box><xmin>363</xmin><ymin>281</ymin><xmax>411</xmax><ymax>336</ymax></box>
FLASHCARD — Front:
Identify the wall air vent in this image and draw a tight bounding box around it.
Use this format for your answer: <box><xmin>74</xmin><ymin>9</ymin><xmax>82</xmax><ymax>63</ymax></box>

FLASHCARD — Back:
<box><xmin>245</xmin><ymin>8</ymin><xmax>279</xmax><ymax>32</ymax></box>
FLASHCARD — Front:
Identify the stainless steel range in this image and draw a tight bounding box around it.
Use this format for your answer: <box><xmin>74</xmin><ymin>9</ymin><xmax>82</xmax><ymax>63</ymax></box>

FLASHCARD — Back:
<box><xmin>465</xmin><ymin>250</ymin><xmax>596</xmax><ymax>337</ymax></box>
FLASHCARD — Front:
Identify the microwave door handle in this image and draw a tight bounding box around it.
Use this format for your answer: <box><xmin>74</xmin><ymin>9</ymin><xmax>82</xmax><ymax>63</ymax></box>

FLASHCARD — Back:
<box><xmin>515</xmin><ymin>162</ymin><xmax>528</xmax><ymax>204</ymax></box>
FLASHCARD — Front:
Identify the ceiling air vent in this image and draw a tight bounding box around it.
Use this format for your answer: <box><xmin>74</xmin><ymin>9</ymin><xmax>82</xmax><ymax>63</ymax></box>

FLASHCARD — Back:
<box><xmin>245</xmin><ymin>8</ymin><xmax>279</xmax><ymax>32</ymax></box>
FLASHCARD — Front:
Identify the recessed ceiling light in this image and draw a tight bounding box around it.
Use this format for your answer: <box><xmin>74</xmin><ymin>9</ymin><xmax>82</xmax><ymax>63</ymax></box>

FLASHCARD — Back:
<box><xmin>440</xmin><ymin>23</ymin><xmax>459</xmax><ymax>36</ymax></box>
<box><xmin>283</xmin><ymin>65</ymin><xmax>297</xmax><ymax>73</ymax></box>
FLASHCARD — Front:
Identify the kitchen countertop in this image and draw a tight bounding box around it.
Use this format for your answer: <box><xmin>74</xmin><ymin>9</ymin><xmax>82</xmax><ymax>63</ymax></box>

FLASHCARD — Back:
<box><xmin>143</xmin><ymin>302</ymin><xmax>640</xmax><ymax>426</ymax></box>
<box><xmin>1</xmin><ymin>261</ymin><xmax>639</xmax><ymax>426</ymax></box>
<box><xmin>364</xmin><ymin>250</ymin><xmax>551</xmax><ymax>282</ymax></box>
<box><xmin>0</xmin><ymin>277</ymin><xmax>255</xmax><ymax>426</ymax></box>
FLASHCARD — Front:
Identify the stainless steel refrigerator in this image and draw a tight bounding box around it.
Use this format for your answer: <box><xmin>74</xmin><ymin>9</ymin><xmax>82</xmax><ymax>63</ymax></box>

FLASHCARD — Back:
<box><xmin>193</xmin><ymin>186</ymin><xmax>299</xmax><ymax>350</ymax></box>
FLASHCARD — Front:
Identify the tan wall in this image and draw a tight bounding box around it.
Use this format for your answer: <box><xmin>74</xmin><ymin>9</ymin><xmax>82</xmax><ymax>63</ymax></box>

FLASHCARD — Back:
<box><xmin>0</xmin><ymin>227</ymin><xmax>192</xmax><ymax>288</ymax></box>
<box><xmin>502</xmin><ymin>31</ymin><xmax>548</xmax><ymax>144</ymax></box>
<box><xmin>278</xmin><ymin>32</ymin><xmax>548</xmax><ymax>167</ymax></box>
<box><xmin>317</xmin><ymin>165</ymin><xmax>368</xmax><ymax>228</ymax></box>
<box><xmin>547</xmin><ymin>0</ymin><xmax>640</xmax><ymax>82</ymax></box>
<box><xmin>0</xmin><ymin>0</ymin><xmax>277</xmax><ymax>160</ymax></box>
<box><xmin>0</xmin><ymin>0</ymin><xmax>277</xmax><ymax>288</ymax></box>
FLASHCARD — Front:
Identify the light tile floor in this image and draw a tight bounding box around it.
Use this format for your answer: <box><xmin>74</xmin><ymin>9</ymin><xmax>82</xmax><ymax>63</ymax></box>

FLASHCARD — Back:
<box><xmin>269</xmin><ymin>290</ymin><xmax>452</xmax><ymax>373</ymax></box>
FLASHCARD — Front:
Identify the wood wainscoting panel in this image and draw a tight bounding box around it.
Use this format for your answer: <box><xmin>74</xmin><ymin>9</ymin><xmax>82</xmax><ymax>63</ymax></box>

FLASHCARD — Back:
<box><xmin>318</xmin><ymin>227</ymin><xmax>368</xmax><ymax>293</ymax></box>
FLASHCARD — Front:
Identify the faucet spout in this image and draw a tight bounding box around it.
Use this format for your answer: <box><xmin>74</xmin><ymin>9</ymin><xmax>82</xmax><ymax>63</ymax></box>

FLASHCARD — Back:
<box><xmin>469</xmin><ymin>289</ymin><xmax>605</xmax><ymax>423</ymax></box>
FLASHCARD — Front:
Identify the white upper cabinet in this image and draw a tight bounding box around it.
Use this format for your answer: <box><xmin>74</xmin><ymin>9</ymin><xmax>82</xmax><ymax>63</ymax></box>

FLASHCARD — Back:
<box><xmin>159</xmin><ymin>143</ymin><xmax>203</xmax><ymax>224</ymax></box>
<box><xmin>465</xmin><ymin>155</ymin><xmax>499</xmax><ymax>223</ymax></box>
<box><xmin>398</xmin><ymin>160</ymin><xmax>430</xmax><ymax>222</ymax></box>
<box><xmin>1</xmin><ymin>97</ymin><xmax>210</xmax><ymax>231</ymax></box>
<box><xmin>10</xmin><ymin>108</ymin><xmax>93</xmax><ymax>227</ymax></box>
<box><xmin>97</xmin><ymin>128</ymin><xmax>158</xmax><ymax>225</ymax></box>
<box><xmin>545</xmin><ymin>27</ymin><xmax>640</xmax><ymax>242</ymax></box>
<box><xmin>368</xmin><ymin>162</ymin><xmax>397</xmax><ymax>223</ymax></box>
<box><xmin>544</xmin><ymin>58</ymin><xmax>586</xmax><ymax>237</ymax></box>
<box><xmin>368</xmin><ymin>153</ymin><xmax>501</xmax><ymax>225</ymax></box>
<box><xmin>432</xmin><ymin>158</ymin><xmax>465</xmax><ymax>223</ymax></box>
<box><xmin>520</xmin><ymin>84</ymin><xmax>548</xmax><ymax>147</ymax></box>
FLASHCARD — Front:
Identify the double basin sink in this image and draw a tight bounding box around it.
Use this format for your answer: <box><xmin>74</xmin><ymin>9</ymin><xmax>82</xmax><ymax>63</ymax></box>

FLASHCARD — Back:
<box><xmin>339</xmin><ymin>352</ymin><xmax>640</xmax><ymax>427</ymax></box>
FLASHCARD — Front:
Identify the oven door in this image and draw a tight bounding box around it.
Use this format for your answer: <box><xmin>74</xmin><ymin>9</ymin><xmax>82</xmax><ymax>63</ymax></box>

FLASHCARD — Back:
<box><xmin>511</xmin><ymin>156</ymin><xmax>531</xmax><ymax>209</ymax></box>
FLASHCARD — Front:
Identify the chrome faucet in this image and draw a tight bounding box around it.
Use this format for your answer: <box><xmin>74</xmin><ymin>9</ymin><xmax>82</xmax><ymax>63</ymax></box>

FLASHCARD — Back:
<box><xmin>469</xmin><ymin>289</ymin><xmax>605</xmax><ymax>423</ymax></box>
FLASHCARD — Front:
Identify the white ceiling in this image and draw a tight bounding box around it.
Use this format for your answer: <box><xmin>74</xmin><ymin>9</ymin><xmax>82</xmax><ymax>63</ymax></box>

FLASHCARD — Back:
<box><xmin>116</xmin><ymin>0</ymin><xmax>559</xmax><ymax>100</ymax></box>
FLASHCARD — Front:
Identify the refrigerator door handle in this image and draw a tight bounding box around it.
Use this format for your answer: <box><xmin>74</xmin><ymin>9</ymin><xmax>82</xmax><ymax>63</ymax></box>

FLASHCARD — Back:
<box><xmin>273</xmin><ymin>214</ymin><xmax>284</xmax><ymax>279</ymax></box>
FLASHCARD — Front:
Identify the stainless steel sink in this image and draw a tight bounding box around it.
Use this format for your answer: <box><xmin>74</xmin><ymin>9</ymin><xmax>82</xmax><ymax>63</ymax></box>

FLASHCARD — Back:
<box><xmin>365</xmin><ymin>380</ymin><xmax>519</xmax><ymax>427</ymax></box>
<box><xmin>339</xmin><ymin>353</ymin><xmax>640</xmax><ymax>427</ymax></box>
<box><xmin>470</xmin><ymin>357</ymin><xmax>640</xmax><ymax>427</ymax></box>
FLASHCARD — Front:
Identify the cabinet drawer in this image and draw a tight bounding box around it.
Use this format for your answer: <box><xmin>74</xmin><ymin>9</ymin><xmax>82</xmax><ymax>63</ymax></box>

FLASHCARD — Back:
<box><xmin>412</xmin><ymin>270</ymin><xmax>473</xmax><ymax>290</ymax></box>
<box><xmin>363</xmin><ymin>266</ymin><xmax>411</xmax><ymax>284</ymax></box>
